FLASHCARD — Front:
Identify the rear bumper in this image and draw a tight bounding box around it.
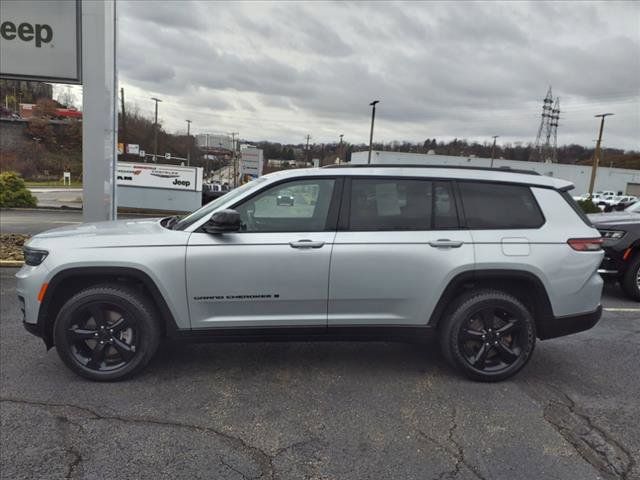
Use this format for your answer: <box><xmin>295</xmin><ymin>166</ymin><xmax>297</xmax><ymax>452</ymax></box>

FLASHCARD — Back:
<box><xmin>537</xmin><ymin>305</ymin><xmax>602</xmax><ymax>340</ymax></box>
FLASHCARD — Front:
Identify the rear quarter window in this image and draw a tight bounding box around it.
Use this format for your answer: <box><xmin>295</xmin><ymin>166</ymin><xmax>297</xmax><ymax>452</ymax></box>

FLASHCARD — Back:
<box><xmin>458</xmin><ymin>182</ymin><xmax>545</xmax><ymax>229</ymax></box>
<box><xmin>560</xmin><ymin>191</ymin><xmax>593</xmax><ymax>227</ymax></box>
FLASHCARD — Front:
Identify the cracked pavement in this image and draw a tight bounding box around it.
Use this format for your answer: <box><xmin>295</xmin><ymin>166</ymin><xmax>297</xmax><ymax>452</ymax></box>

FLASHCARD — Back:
<box><xmin>1</xmin><ymin>269</ymin><xmax>638</xmax><ymax>479</ymax></box>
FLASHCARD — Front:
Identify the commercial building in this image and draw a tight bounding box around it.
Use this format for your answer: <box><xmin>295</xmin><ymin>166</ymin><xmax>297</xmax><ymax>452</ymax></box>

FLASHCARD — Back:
<box><xmin>196</xmin><ymin>133</ymin><xmax>234</xmax><ymax>151</ymax></box>
<box><xmin>351</xmin><ymin>151</ymin><xmax>640</xmax><ymax>196</ymax></box>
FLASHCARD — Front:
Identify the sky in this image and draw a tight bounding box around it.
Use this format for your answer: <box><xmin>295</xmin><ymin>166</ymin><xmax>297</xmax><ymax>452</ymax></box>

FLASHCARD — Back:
<box><xmin>55</xmin><ymin>0</ymin><xmax>640</xmax><ymax>150</ymax></box>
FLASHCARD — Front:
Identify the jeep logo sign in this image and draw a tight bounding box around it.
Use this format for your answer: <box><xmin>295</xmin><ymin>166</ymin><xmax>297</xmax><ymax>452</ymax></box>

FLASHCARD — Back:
<box><xmin>0</xmin><ymin>0</ymin><xmax>81</xmax><ymax>83</ymax></box>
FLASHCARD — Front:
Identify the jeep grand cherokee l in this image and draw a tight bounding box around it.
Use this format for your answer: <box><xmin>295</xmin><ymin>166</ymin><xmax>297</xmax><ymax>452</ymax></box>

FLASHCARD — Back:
<box><xmin>17</xmin><ymin>165</ymin><xmax>604</xmax><ymax>382</ymax></box>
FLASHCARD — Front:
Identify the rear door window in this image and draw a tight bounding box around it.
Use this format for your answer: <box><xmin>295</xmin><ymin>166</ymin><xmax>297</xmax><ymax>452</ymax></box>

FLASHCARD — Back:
<box><xmin>348</xmin><ymin>178</ymin><xmax>458</xmax><ymax>230</ymax></box>
<box><xmin>458</xmin><ymin>182</ymin><xmax>544</xmax><ymax>229</ymax></box>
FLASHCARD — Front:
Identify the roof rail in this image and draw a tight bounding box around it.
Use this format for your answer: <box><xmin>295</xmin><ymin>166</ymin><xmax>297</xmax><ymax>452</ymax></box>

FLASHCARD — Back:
<box><xmin>322</xmin><ymin>163</ymin><xmax>541</xmax><ymax>176</ymax></box>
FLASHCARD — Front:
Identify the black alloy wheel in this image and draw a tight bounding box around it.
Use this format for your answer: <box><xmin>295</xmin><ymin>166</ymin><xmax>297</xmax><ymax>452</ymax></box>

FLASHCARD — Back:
<box><xmin>458</xmin><ymin>306</ymin><xmax>524</xmax><ymax>373</ymax></box>
<box><xmin>54</xmin><ymin>284</ymin><xmax>160</xmax><ymax>381</ymax></box>
<box><xmin>66</xmin><ymin>302</ymin><xmax>138</xmax><ymax>372</ymax></box>
<box><xmin>439</xmin><ymin>289</ymin><xmax>536</xmax><ymax>382</ymax></box>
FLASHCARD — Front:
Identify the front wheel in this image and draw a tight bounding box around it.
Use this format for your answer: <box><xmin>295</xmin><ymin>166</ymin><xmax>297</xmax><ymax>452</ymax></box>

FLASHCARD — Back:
<box><xmin>53</xmin><ymin>284</ymin><xmax>161</xmax><ymax>381</ymax></box>
<box><xmin>621</xmin><ymin>253</ymin><xmax>640</xmax><ymax>301</ymax></box>
<box><xmin>439</xmin><ymin>290</ymin><xmax>536</xmax><ymax>382</ymax></box>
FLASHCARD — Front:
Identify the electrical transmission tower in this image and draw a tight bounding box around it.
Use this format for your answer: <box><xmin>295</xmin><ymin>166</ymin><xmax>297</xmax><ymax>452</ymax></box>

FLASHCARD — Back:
<box><xmin>533</xmin><ymin>86</ymin><xmax>560</xmax><ymax>163</ymax></box>
<box><xmin>549</xmin><ymin>97</ymin><xmax>560</xmax><ymax>162</ymax></box>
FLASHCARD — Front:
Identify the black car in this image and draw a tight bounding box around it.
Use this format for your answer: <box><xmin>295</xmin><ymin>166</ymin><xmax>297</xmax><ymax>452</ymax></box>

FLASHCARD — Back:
<box><xmin>589</xmin><ymin>202</ymin><xmax>640</xmax><ymax>300</ymax></box>
<box><xmin>202</xmin><ymin>182</ymin><xmax>230</xmax><ymax>205</ymax></box>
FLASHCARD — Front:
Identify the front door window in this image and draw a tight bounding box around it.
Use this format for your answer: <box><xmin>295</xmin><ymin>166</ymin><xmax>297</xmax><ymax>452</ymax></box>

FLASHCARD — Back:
<box><xmin>235</xmin><ymin>178</ymin><xmax>336</xmax><ymax>232</ymax></box>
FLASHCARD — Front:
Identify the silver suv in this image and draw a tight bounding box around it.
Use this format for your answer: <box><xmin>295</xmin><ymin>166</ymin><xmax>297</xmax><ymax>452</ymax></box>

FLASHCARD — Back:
<box><xmin>16</xmin><ymin>165</ymin><xmax>604</xmax><ymax>382</ymax></box>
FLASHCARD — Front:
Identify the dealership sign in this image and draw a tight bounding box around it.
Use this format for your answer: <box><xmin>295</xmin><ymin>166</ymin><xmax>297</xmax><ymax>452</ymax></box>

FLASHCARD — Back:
<box><xmin>117</xmin><ymin>162</ymin><xmax>203</xmax><ymax>192</ymax></box>
<box><xmin>0</xmin><ymin>0</ymin><xmax>81</xmax><ymax>83</ymax></box>
<box><xmin>239</xmin><ymin>147</ymin><xmax>264</xmax><ymax>179</ymax></box>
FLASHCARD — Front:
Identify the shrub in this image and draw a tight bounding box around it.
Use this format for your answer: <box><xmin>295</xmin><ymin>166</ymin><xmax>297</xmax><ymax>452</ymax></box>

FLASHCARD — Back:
<box><xmin>577</xmin><ymin>199</ymin><xmax>600</xmax><ymax>214</ymax></box>
<box><xmin>0</xmin><ymin>171</ymin><xmax>37</xmax><ymax>207</ymax></box>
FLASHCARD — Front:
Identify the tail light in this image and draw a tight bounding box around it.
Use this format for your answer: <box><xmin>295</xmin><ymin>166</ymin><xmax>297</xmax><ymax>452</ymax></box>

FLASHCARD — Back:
<box><xmin>567</xmin><ymin>238</ymin><xmax>603</xmax><ymax>251</ymax></box>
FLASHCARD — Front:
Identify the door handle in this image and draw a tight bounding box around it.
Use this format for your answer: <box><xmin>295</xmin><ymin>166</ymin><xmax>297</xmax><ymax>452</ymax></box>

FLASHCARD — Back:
<box><xmin>289</xmin><ymin>240</ymin><xmax>325</xmax><ymax>249</ymax></box>
<box><xmin>429</xmin><ymin>239</ymin><xmax>464</xmax><ymax>248</ymax></box>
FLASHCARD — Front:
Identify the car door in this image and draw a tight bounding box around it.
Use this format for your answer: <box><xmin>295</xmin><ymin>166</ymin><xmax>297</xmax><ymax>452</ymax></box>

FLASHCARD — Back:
<box><xmin>328</xmin><ymin>177</ymin><xmax>474</xmax><ymax>326</ymax></box>
<box><xmin>186</xmin><ymin>177</ymin><xmax>341</xmax><ymax>329</ymax></box>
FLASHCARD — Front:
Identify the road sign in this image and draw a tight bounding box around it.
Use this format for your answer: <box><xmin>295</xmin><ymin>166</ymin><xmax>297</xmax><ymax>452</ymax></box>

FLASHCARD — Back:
<box><xmin>0</xmin><ymin>0</ymin><xmax>81</xmax><ymax>83</ymax></box>
<box><xmin>139</xmin><ymin>149</ymin><xmax>146</xmax><ymax>158</ymax></box>
<box><xmin>165</xmin><ymin>153</ymin><xmax>171</xmax><ymax>160</ymax></box>
<box><xmin>126</xmin><ymin>144</ymin><xmax>139</xmax><ymax>155</ymax></box>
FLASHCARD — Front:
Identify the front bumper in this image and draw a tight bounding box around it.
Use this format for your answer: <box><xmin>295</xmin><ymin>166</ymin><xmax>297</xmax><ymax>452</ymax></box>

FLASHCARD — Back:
<box><xmin>23</xmin><ymin>320</ymin><xmax>42</xmax><ymax>338</ymax></box>
<box><xmin>537</xmin><ymin>305</ymin><xmax>602</xmax><ymax>340</ymax></box>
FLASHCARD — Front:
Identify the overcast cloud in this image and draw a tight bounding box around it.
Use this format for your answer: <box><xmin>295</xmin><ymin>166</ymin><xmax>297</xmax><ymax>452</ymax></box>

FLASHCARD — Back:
<box><xmin>60</xmin><ymin>1</ymin><xmax>640</xmax><ymax>149</ymax></box>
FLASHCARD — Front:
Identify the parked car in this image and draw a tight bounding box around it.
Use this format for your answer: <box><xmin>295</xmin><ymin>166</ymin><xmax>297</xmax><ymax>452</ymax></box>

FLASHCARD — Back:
<box><xmin>17</xmin><ymin>165</ymin><xmax>604</xmax><ymax>382</ymax></box>
<box><xmin>589</xmin><ymin>202</ymin><xmax>640</xmax><ymax>300</ymax></box>
<box><xmin>603</xmin><ymin>195</ymin><xmax>638</xmax><ymax>212</ymax></box>
<box><xmin>202</xmin><ymin>182</ymin><xmax>230</xmax><ymax>205</ymax></box>
<box><xmin>276</xmin><ymin>191</ymin><xmax>295</xmax><ymax>206</ymax></box>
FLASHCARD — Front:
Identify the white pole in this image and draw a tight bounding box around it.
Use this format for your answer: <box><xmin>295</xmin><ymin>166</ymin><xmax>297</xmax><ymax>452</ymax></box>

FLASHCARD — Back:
<box><xmin>82</xmin><ymin>0</ymin><xmax>117</xmax><ymax>222</ymax></box>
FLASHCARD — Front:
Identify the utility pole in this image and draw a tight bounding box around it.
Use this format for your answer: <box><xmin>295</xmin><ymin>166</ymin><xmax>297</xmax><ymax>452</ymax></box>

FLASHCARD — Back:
<box><xmin>120</xmin><ymin>87</ymin><xmax>126</xmax><ymax>147</ymax></box>
<box><xmin>230</xmin><ymin>132</ymin><xmax>239</xmax><ymax>187</ymax></box>
<box><xmin>338</xmin><ymin>134</ymin><xmax>344</xmax><ymax>164</ymax></box>
<box><xmin>305</xmin><ymin>134</ymin><xmax>311</xmax><ymax>165</ymax></box>
<box><xmin>490</xmin><ymin>135</ymin><xmax>499</xmax><ymax>168</ymax></box>
<box><xmin>151</xmin><ymin>97</ymin><xmax>162</xmax><ymax>162</ymax></box>
<box><xmin>185</xmin><ymin>119</ymin><xmax>192</xmax><ymax>166</ymax></box>
<box><xmin>588</xmin><ymin>113</ymin><xmax>614</xmax><ymax>195</ymax></box>
<box><xmin>368</xmin><ymin>100</ymin><xmax>380</xmax><ymax>164</ymax></box>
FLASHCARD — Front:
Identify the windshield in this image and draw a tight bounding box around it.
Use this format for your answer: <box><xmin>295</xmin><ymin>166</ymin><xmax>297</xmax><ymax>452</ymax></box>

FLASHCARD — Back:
<box><xmin>625</xmin><ymin>201</ymin><xmax>640</xmax><ymax>213</ymax></box>
<box><xmin>173</xmin><ymin>178</ymin><xmax>267</xmax><ymax>230</ymax></box>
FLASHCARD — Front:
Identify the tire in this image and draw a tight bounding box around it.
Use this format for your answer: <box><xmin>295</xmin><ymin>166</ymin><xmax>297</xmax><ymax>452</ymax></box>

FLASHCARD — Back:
<box><xmin>439</xmin><ymin>289</ymin><xmax>536</xmax><ymax>382</ymax></box>
<box><xmin>621</xmin><ymin>253</ymin><xmax>640</xmax><ymax>301</ymax></box>
<box><xmin>53</xmin><ymin>283</ymin><xmax>161</xmax><ymax>381</ymax></box>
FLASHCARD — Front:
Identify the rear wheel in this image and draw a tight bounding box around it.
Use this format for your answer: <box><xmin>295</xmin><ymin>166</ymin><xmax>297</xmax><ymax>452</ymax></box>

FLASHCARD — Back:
<box><xmin>621</xmin><ymin>253</ymin><xmax>640</xmax><ymax>301</ymax></box>
<box><xmin>439</xmin><ymin>289</ymin><xmax>536</xmax><ymax>382</ymax></box>
<box><xmin>53</xmin><ymin>284</ymin><xmax>161</xmax><ymax>381</ymax></box>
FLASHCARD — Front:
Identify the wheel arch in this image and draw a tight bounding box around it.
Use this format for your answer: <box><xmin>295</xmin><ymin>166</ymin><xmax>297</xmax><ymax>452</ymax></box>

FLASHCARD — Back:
<box><xmin>428</xmin><ymin>269</ymin><xmax>554</xmax><ymax>338</ymax></box>
<box><xmin>38</xmin><ymin>266</ymin><xmax>177</xmax><ymax>349</ymax></box>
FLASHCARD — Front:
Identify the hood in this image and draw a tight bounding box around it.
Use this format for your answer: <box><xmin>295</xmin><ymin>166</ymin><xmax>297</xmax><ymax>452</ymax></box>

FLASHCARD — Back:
<box><xmin>588</xmin><ymin>212</ymin><xmax>640</xmax><ymax>227</ymax></box>
<box><xmin>27</xmin><ymin>217</ymin><xmax>190</xmax><ymax>251</ymax></box>
<box><xmin>33</xmin><ymin>218</ymin><xmax>166</xmax><ymax>239</ymax></box>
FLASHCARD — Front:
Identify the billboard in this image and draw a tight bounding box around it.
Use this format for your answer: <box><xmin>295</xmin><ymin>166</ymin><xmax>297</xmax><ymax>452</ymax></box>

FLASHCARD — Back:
<box><xmin>239</xmin><ymin>147</ymin><xmax>264</xmax><ymax>179</ymax></box>
<box><xmin>117</xmin><ymin>162</ymin><xmax>203</xmax><ymax>192</ymax></box>
<box><xmin>0</xmin><ymin>0</ymin><xmax>81</xmax><ymax>83</ymax></box>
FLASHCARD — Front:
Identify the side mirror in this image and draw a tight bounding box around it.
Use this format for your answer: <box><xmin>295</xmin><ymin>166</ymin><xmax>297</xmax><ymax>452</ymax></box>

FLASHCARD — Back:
<box><xmin>203</xmin><ymin>209</ymin><xmax>241</xmax><ymax>233</ymax></box>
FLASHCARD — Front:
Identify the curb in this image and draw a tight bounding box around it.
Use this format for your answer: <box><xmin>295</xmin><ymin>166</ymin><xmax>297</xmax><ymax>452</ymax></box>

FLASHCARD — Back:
<box><xmin>1</xmin><ymin>206</ymin><xmax>82</xmax><ymax>212</ymax></box>
<box><xmin>0</xmin><ymin>260</ymin><xmax>23</xmax><ymax>268</ymax></box>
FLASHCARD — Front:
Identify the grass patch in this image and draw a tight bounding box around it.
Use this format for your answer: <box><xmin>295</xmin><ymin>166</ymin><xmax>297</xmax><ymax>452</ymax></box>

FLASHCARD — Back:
<box><xmin>25</xmin><ymin>181</ymin><xmax>83</xmax><ymax>188</ymax></box>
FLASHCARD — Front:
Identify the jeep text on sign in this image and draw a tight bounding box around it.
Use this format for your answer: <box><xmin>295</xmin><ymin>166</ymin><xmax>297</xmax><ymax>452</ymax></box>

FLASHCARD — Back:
<box><xmin>0</xmin><ymin>0</ymin><xmax>81</xmax><ymax>83</ymax></box>
<box><xmin>116</xmin><ymin>162</ymin><xmax>203</xmax><ymax>192</ymax></box>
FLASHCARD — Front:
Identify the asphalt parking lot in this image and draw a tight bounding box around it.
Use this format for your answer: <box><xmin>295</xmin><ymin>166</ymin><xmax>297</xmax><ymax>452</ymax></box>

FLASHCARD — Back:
<box><xmin>0</xmin><ymin>269</ymin><xmax>638</xmax><ymax>480</ymax></box>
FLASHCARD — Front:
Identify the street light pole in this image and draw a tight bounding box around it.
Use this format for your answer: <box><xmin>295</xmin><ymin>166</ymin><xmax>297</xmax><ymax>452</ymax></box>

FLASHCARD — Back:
<box><xmin>490</xmin><ymin>135</ymin><xmax>499</xmax><ymax>168</ymax></box>
<box><xmin>151</xmin><ymin>97</ymin><xmax>162</xmax><ymax>162</ymax></box>
<box><xmin>368</xmin><ymin>100</ymin><xmax>380</xmax><ymax>164</ymax></box>
<box><xmin>588</xmin><ymin>113</ymin><xmax>614</xmax><ymax>195</ymax></box>
<box><xmin>339</xmin><ymin>134</ymin><xmax>344</xmax><ymax>165</ymax></box>
<box><xmin>185</xmin><ymin>119</ymin><xmax>192</xmax><ymax>166</ymax></box>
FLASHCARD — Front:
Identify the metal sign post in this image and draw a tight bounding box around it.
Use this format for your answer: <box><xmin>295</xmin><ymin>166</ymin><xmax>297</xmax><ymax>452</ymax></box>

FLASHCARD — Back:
<box><xmin>1</xmin><ymin>0</ymin><xmax>118</xmax><ymax>223</ymax></box>
<box><xmin>82</xmin><ymin>0</ymin><xmax>117</xmax><ymax>221</ymax></box>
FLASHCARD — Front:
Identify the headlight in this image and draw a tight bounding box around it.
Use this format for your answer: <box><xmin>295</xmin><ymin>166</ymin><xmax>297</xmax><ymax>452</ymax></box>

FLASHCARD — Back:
<box><xmin>599</xmin><ymin>230</ymin><xmax>626</xmax><ymax>240</ymax></box>
<box><xmin>23</xmin><ymin>247</ymin><xmax>49</xmax><ymax>266</ymax></box>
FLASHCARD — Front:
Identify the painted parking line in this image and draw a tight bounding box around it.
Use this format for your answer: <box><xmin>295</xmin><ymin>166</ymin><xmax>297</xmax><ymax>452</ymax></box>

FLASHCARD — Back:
<box><xmin>604</xmin><ymin>308</ymin><xmax>640</xmax><ymax>312</ymax></box>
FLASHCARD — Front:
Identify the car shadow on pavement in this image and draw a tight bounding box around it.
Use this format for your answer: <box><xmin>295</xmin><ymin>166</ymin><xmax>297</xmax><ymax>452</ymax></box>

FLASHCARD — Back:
<box><xmin>145</xmin><ymin>340</ymin><xmax>450</xmax><ymax>380</ymax></box>
<box><xmin>602</xmin><ymin>279</ymin><xmax>634</xmax><ymax>303</ymax></box>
